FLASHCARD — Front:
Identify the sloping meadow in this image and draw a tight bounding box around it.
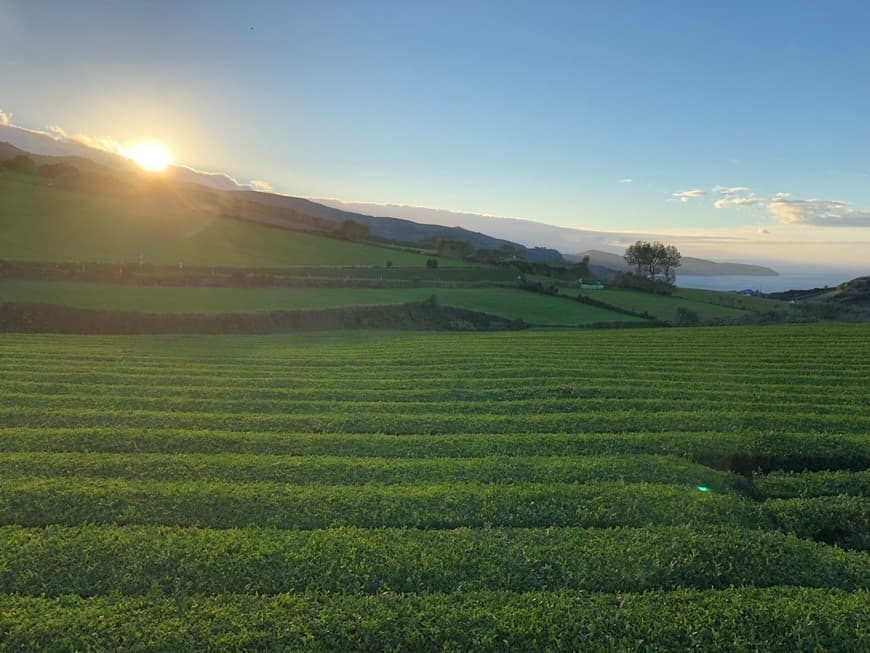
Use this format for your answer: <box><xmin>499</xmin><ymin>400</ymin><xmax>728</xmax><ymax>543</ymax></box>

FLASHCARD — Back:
<box><xmin>0</xmin><ymin>325</ymin><xmax>867</xmax><ymax>650</ymax></box>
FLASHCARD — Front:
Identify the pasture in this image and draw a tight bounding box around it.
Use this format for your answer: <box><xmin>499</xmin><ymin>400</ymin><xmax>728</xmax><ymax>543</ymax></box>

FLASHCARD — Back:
<box><xmin>0</xmin><ymin>173</ymin><xmax>455</xmax><ymax>267</ymax></box>
<box><xmin>0</xmin><ymin>324</ymin><xmax>867</xmax><ymax>649</ymax></box>
<box><xmin>0</xmin><ymin>281</ymin><xmax>641</xmax><ymax>325</ymax></box>
<box><xmin>577</xmin><ymin>287</ymin><xmax>785</xmax><ymax>322</ymax></box>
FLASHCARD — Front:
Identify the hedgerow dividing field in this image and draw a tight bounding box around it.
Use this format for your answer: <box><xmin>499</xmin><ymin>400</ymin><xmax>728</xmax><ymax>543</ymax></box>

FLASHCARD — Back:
<box><xmin>0</xmin><ymin>280</ymin><xmax>640</xmax><ymax>325</ymax></box>
<box><xmin>0</xmin><ymin>324</ymin><xmax>868</xmax><ymax>650</ymax></box>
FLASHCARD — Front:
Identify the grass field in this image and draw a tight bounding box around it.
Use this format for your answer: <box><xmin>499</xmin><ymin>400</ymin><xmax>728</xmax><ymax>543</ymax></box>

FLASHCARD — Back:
<box><xmin>674</xmin><ymin>287</ymin><xmax>797</xmax><ymax>313</ymax></box>
<box><xmin>577</xmin><ymin>287</ymin><xmax>754</xmax><ymax>321</ymax></box>
<box><xmin>0</xmin><ymin>324</ymin><xmax>867</xmax><ymax>649</ymax></box>
<box><xmin>0</xmin><ymin>280</ymin><xmax>643</xmax><ymax>325</ymax></box>
<box><xmin>0</xmin><ymin>173</ymin><xmax>461</xmax><ymax>267</ymax></box>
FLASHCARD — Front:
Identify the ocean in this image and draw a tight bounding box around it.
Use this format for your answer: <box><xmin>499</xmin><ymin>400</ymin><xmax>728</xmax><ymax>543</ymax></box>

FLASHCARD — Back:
<box><xmin>676</xmin><ymin>273</ymin><xmax>863</xmax><ymax>293</ymax></box>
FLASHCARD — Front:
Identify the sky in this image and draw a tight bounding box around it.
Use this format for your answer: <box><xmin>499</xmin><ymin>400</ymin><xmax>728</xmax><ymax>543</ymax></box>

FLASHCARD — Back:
<box><xmin>2</xmin><ymin>1</ymin><xmax>870</xmax><ymax>268</ymax></box>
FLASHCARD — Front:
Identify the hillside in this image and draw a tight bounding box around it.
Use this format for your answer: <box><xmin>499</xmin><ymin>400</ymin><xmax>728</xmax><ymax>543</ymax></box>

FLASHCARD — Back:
<box><xmin>238</xmin><ymin>191</ymin><xmax>563</xmax><ymax>262</ymax></box>
<box><xmin>0</xmin><ymin>172</ymin><xmax>451</xmax><ymax>267</ymax></box>
<box><xmin>0</xmin><ymin>136</ymin><xmax>558</xmax><ymax>262</ymax></box>
<box><xmin>575</xmin><ymin>249</ymin><xmax>778</xmax><ymax>277</ymax></box>
<box><xmin>0</xmin><ymin>126</ymin><xmax>245</xmax><ymax>191</ymax></box>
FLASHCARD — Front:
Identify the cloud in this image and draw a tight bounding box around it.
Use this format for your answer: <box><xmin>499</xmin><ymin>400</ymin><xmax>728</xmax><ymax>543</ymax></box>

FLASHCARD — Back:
<box><xmin>65</xmin><ymin>132</ymin><xmax>126</xmax><ymax>156</ymax></box>
<box><xmin>713</xmin><ymin>185</ymin><xmax>750</xmax><ymax>196</ymax></box>
<box><xmin>49</xmin><ymin>126</ymin><xmax>126</xmax><ymax>155</ymax></box>
<box><xmin>757</xmin><ymin>228</ymin><xmax>770</xmax><ymax>235</ymax></box>
<box><xmin>619</xmin><ymin>178</ymin><xmax>633</xmax><ymax>183</ymax></box>
<box><xmin>713</xmin><ymin>196</ymin><xmax>766</xmax><ymax>209</ymax></box>
<box><xmin>2</xmin><ymin>115</ymin><xmax>129</xmax><ymax>157</ymax></box>
<box><xmin>767</xmin><ymin>198</ymin><xmax>870</xmax><ymax>227</ymax></box>
<box><xmin>249</xmin><ymin>179</ymin><xmax>272</xmax><ymax>192</ymax></box>
<box><xmin>714</xmin><ymin>187</ymin><xmax>870</xmax><ymax>227</ymax></box>
<box><xmin>672</xmin><ymin>189</ymin><xmax>706</xmax><ymax>202</ymax></box>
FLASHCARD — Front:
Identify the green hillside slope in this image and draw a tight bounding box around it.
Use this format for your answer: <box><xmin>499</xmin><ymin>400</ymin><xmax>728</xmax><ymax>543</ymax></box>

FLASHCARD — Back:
<box><xmin>0</xmin><ymin>173</ymin><xmax>450</xmax><ymax>267</ymax></box>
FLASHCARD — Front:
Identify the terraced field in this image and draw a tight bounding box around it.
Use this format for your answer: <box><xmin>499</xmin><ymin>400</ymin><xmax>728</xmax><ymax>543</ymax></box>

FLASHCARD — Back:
<box><xmin>576</xmin><ymin>287</ymin><xmax>771</xmax><ymax>322</ymax></box>
<box><xmin>0</xmin><ymin>325</ymin><xmax>868</xmax><ymax>650</ymax></box>
<box><xmin>0</xmin><ymin>281</ymin><xmax>642</xmax><ymax>325</ymax></box>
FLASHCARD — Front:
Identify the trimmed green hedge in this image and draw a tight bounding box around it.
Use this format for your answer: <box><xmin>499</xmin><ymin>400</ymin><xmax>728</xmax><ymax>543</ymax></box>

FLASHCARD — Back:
<box><xmin>1</xmin><ymin>428</ymin><xmax>866</xmax><ymax>473</ymax></box>
<box><xmin>0</xmin><ymin>589</ymin><xmax>866</xmax><ymax>652</ymax></box>
<box><xmin>3</xmin><ymin>405</ymin><xmax>869</xmax><ymax>435</ymax></box>
<box><xmin>0</xmin><ymin>452</ymin><xmax>741</xmax><ymax>491</ymax></box>
<box><xmin>0</xmin><ymin>299</ymin><xmax>525</xmax><ymax>334</ymax></box>
<box><xmin>1</xmin><ymin>525</ymin><xmax>866</xmax><ymax>598</ymax></box>
<box><xmin>0</xmin><ymin>479</ymin><xmax>763</xmax><ymax>530</ymax></box>
<box><xmin>763</xmin><ymin>496</ymin><xmax>870</xmax><ymax>550</ymax></box>
<box><xmin>755</xmin><ymin>470</ymin><xmax>870</xmax><ymax>498</ymax></box>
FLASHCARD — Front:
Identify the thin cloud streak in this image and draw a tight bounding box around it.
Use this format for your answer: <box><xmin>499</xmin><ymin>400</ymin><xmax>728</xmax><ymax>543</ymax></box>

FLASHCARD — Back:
<box><xmin>714</xmin><ymin>196</ymin><xmax>766</xmax><ymax>209</ymax></box>
<box><xmin>672</xmin><ymin>189</ymin><xmax>706</xmax><ymax>202</ymax></box>
<box><xmin>713</xmin><ymin>185</ymin><xmax>750</xmax><ymax>196</ymax></box>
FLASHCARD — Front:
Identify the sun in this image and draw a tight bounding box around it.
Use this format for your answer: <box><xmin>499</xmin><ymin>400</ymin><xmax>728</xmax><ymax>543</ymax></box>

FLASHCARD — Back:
<box><xmin>125</xmin><ymin>141</ymin><xmax>172</xmax><ymax>172</ymax></box>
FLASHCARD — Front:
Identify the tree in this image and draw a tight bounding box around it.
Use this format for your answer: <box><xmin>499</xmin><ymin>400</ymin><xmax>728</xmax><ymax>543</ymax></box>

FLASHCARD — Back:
<box><xmin>660</xmin><ymin>245</ymin><xmax>682</xmax><ymax>284</ymax></box>
<box><xmin>644</xmin><ymin>242</ymin><xmax>665</xmax><ymax>283</ymax></box>
<box><xmin>623</xmin><ymin>241</ymin><xmax>681</xmax><ymax>292</ymax></box>
<box><xmin>335</xmin><ymin>219</ymin><xmax>369</xmax><ymax>242</ymax></box>
<box><xmin>426</xmin><ymin>236</ymin><xmax>474</xmax><ymax>260</ymax></box>
<box><xmin>624</xmin><ymin>240</ymin><xmax>648</xmax><ymax>278</ymax></box>
<box><xmin>38</xmin><ymin>162</ymin><xmax>80</xmax><ymax>179</ymax></box>
<box><xmin>426</xmin><ymin>258</ymin><xmax>439</xmax><ymax>269</ymax></box>
<box><xmin>0</xmin><ymin>154</ymin><xmax>36</xmax><ymax>174</ymax></box>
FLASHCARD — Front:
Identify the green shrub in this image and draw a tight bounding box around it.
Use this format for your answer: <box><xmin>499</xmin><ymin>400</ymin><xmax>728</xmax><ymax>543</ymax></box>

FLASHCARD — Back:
<box><xmin>763</xmin><ymin>496</ymin><xmax>869</xmax><ymax>550</ymax></box>
<box><xmin>1</xmin><ymin>525</ymin><xmax>865</xmax><ymax>597</ymax></box>
<box><xmin>0</xmin><ymin>589</ymin><xmax>865</xmax><ymax>652</ymax></box>
<box><xmin>674</xmin><ymin>306</ymin><xmax>701</xmax><ymax>326</ymax></box>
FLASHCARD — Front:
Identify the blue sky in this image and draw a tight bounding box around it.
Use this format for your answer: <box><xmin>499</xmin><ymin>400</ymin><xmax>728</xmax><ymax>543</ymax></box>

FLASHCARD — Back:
<box><xmin>2</xmin><ymin>1</ymin><xmax>870</xmax><ymax>263</ymax></box>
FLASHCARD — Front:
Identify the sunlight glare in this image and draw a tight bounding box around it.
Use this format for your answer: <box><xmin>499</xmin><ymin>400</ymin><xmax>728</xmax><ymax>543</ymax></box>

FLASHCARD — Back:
<box><xmin>125</xmin><ymin>141</ymin><xmax>172</xmax><ymax>172</ymax></box>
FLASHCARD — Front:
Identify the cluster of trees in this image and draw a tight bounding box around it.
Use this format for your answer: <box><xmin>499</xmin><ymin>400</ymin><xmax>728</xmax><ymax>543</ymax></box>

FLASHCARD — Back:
<box><xmin>624</xmin><ymin>241</ymin><xmax>682</xmax><ymax>291</ymax></box>
<box><xmin>333</xmin><ymin>219</ymin><xmax>370</xmax><ymax>242</ymax></box>
<box><xmin>0</xmin><ymin>154</ymin><xmax>81</xmax><ymax>180</ymax></box>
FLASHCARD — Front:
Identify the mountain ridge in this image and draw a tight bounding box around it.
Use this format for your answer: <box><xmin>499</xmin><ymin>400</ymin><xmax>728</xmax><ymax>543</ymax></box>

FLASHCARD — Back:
<box><xmin>312</xmin><ymin>198</ymin><xmax>780</xmax><ymax>276</ymax></box>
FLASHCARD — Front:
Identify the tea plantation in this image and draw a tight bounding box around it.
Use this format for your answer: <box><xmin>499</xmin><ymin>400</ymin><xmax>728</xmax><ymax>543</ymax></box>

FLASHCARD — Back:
<box><xmin>0</xmin><ymin>324</ymin><xmax>867</xmax><ymax>650</ymax></box>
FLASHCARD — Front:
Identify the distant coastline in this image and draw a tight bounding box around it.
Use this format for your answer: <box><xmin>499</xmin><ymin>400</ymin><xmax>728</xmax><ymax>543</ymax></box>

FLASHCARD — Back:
<box><xmin>577</xmin><ymin>250</ymin><xmax>778</xmax><ymax>278</ymax></box>
<box><xmin>677</xmin><ymin>274</ymin><xmax>857</xmax><ymax>293</ymax></box>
